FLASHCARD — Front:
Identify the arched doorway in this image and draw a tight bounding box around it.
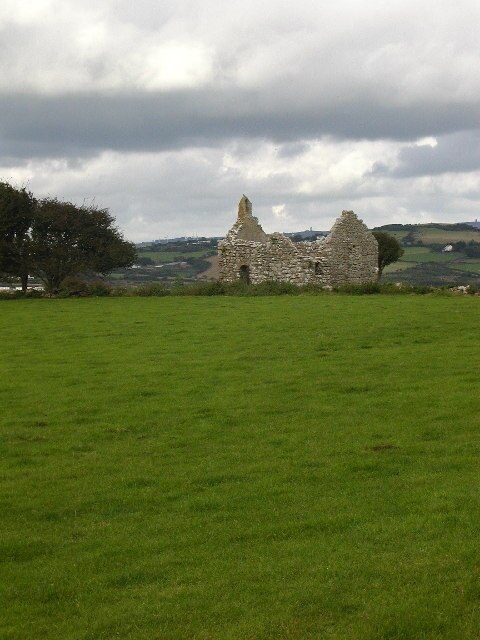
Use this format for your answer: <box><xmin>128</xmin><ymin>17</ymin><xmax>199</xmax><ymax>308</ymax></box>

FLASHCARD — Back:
<box><xmin>239</xmin><ymin>265</ymin><xmax>250</xmax><ymax>284</ymax></box>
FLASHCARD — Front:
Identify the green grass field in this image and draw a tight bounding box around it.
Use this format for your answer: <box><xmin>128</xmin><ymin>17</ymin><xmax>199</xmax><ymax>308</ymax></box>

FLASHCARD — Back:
<box><xmin>1</xmin><ymin>296</ymin><xmax>480</xmax><ymax>639</ymax></box>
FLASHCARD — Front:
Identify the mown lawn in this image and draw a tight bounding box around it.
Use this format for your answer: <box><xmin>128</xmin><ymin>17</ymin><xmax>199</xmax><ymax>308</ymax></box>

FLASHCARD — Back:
<box><xmin>1</xmin><ymin>296</ymin><xmax>480</xmax><ymax>639</ymax></box>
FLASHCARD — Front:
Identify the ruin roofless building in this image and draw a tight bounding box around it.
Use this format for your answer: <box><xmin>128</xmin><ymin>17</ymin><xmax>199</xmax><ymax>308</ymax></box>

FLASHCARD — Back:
<box><xmin>219</xmin><ymin>196</ymin><xmax>378</xmax><ymax>286</ymax></box>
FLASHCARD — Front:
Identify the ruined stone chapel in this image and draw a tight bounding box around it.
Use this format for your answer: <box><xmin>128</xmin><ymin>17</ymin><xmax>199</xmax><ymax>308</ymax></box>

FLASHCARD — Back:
<box><xmin>218</xmin><ymin>196</ymin><xmax>378</xmax><ymax>286</ymax></box>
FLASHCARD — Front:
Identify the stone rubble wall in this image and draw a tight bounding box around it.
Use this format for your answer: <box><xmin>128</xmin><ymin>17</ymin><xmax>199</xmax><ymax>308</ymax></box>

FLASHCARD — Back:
<box><xmin>319</xmin><ymin>211</ymin><xmax>378</xmax><ymax>284</ymax></box>
<box><xmin>219</xmin><ymin>197</ymin><xmax>378</xmax><ymax>286</ymax></box>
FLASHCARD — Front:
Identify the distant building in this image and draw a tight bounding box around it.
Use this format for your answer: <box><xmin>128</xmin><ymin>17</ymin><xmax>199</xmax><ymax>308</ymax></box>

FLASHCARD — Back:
<box><xmin>219</xmin><ymin>196</ymin><xmax>378</xmax><ymax>286</ymax></box>
<box><xmin>285</xmin><ymin>229</ymin><xmax>328</xmax><ymax>240</ymax></box>
<box><xmin>462</xmin><ymin>219</ymin><xmax>480</xmax><ymax>229</ymax></box>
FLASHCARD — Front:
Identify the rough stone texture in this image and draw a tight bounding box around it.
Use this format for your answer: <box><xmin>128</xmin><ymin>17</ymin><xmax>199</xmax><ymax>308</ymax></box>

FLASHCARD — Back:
<box><xmin>219</xmin><ymin>196</ymin><xmax>378</xmax><ymax>286</ymax></box>
<box><xmin>224</xmin><ymin>195</ymin><xmax>268</xmax><ymax>243</ymax></box>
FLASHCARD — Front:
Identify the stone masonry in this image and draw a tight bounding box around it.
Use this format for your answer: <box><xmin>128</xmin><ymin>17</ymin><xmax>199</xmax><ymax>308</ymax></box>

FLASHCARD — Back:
<box><xmin>218</xmin><ymin>195</ymin><xmax>378</xmax><ymax>286</ymax></box>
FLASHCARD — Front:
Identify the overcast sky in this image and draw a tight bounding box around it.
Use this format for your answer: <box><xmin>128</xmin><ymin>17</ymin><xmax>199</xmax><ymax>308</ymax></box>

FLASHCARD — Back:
<box><xmin>1</xmin><ymin>0</ymin><xmax>479</xmax><ymax>240</ymax></box>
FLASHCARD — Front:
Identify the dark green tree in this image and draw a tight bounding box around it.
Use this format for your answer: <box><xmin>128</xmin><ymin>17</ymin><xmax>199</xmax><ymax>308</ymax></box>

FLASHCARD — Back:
<box><xmin>30</xmin><ymin>198</ymin><xmax>136</xmax><ymax>291</ymax></box>
<box><xmin>0</xmin><ymin>182</ymin><xmax>36</xmax><ymax>292</ymax></box>
<box><xmin>372</xmin><ymin>231</ymin><xmax>404</xmax><ymax>279</ymax></box>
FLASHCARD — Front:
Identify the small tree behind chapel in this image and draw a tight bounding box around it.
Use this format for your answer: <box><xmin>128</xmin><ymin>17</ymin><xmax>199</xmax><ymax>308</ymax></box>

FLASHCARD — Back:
<box><xmin>372</xmin><ymin>231</ymin><xmax>404</xmax><ymax>279</ymax></box>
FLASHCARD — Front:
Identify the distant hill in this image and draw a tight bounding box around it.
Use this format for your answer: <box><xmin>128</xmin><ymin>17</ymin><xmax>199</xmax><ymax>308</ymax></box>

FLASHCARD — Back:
<box><xmin>373</xmin><ymin>222</ymin><xmax>480</xmax><ymax>243</ymax></box>
<box><xmin>372</xmin><ymin>223</ymin><xmax>480</xmax><ymax>286</ymax></box>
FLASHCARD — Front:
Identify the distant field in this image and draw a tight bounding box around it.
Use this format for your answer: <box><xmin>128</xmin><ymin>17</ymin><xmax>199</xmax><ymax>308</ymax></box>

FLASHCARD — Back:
<box><xmin>452</xmin><ymin>262</ymin><xmax>480</xmax><ymax>274</ymax></box>
<box><xmin>382</xmin><ymin>243</ymin><xmax>480</xmax><ymax>284</ymax></box>
<box><xmin>382</xmin><ymin>262</ymin><xmax>480</xmax><ymax>286</ymax></box>
<box><xmin>375</xmin><ymin>224</ymin><xmax>480</xmax><ymax>245</ymax></box>
<box><xmin>137</xmin><ymin>249</ymin><xmax>213</xmax><ymax>263</ymax></box>
<box><xmin>398</xmin><ymin>247</ymin><xmax>458</xmax><ymax>263</ymax></box>
<box><xmin>414</xmin><ymin>227</ymin><xmax>480</xmax><ymax>244</ymax></box>
<box><xmin>382</xmin><ymin>230</ymin><xmax>405</xmax><ymax>241</ymax></box>
<box><xmin>382</xmin><ymin>261</ymin><xmax>412</xmax><ymax>273</ymax></box>
<box><xmin>1</xmin><ymin>296</ymin><xmax>480</xmax><ymax>639</ymax></box>
<box><xmin>378</xmin><ymin>230</ymin><xmax>480</xmax><ymax>286</ymax></box>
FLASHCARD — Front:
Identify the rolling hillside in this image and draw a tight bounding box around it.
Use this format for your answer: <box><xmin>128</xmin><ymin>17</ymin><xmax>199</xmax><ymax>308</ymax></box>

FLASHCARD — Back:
<box><xmin>375</xmin><ymin>223</ymin><xmax>480</xmax><ymax>286</ymax></box>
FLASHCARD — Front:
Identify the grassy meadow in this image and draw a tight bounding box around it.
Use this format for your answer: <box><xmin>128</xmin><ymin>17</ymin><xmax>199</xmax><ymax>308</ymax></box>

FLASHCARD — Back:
<box><xmin>1</xmin><ymin>296</ymin><xmax>480</xmax><ymax>639</ymax></box>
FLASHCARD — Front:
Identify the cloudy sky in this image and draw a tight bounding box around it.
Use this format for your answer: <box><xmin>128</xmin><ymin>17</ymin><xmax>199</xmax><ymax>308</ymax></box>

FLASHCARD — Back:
<box><xmin>1</xmin><ymin>0</ymin><xmax>479</xmax><ymax>240</ymax></box>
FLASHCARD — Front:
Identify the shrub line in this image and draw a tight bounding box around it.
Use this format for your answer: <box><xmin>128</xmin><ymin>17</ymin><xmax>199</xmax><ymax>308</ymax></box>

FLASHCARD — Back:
<box><xmin>1</xmin><ymin>280</ymin><xmax>479</xmax><ymax>299</ymax></box>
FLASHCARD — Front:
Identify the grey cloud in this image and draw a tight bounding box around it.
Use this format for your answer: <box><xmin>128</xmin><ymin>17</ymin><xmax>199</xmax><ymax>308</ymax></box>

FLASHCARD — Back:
<box><xmin>1</xmin><ymin>90</ymin><xmax>479</xmax><ymax>161</ymax></box>
<box><xmin>277</xmin><ymin>142</ymin><xmax>311</xmax><ymax>157</ymax></box>
<box><xmin>1</xmin><ymin>0</ymin><xmax>480</xmax><ymax>240</ymax></box>
<box><xmin>389</xmin><ymin>131</ymin><xmax>480</xmax><ymax>177</ymax></box>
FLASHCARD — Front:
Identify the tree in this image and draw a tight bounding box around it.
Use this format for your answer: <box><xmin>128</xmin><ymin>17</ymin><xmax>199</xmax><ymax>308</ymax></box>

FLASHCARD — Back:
<box><xmin>372</xmin><ymin>231</ymin><xmax>404</xmax><ymax>279</ymax></box>
<box><xmin>30</xmin><ymin>198</ymin><xmax>136</xmax><ymax>291</ymax></box>
<box><xmin>0</xmin><ymin>182</ymin><xmax>36</xmax><ymax>292</ymax></box>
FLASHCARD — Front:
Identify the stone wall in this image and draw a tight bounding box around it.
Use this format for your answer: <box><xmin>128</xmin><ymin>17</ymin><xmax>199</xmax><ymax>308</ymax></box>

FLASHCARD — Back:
<box><xmin>219</xmin><ymin>195</ymin><xmax>378</xmax><ymax>286</ymax></box>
